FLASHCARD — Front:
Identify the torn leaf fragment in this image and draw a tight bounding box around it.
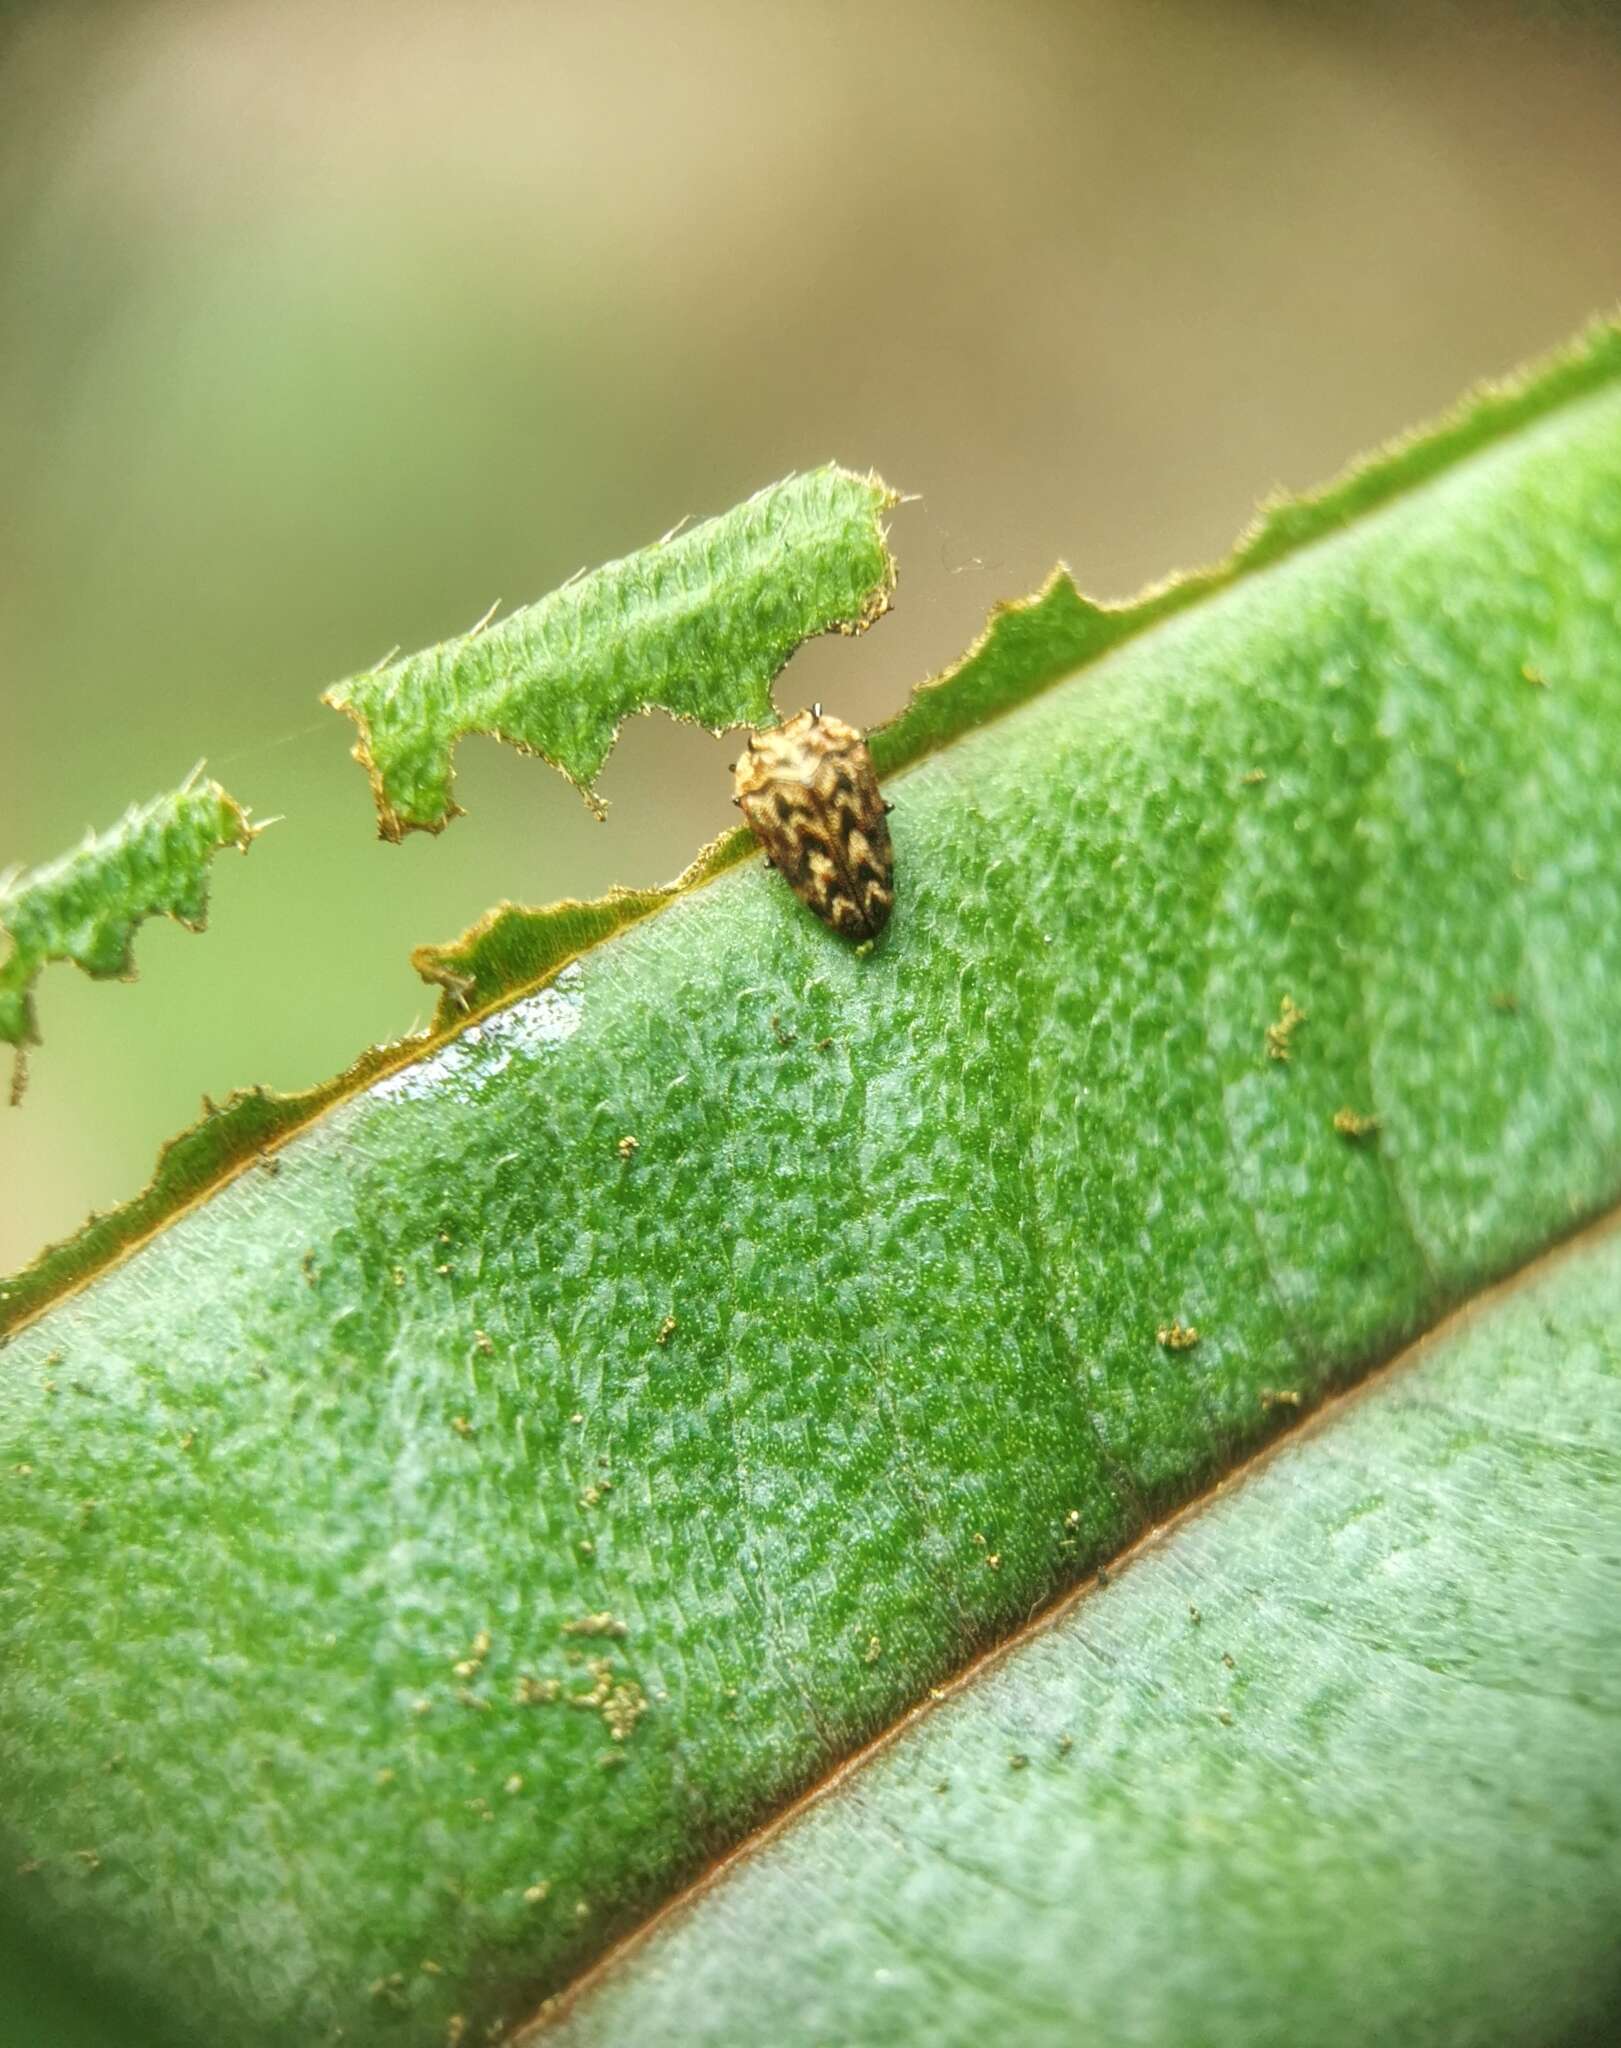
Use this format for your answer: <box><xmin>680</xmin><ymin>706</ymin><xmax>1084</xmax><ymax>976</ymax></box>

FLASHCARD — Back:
<box><xmin>324</xmin><ymin>465</ymin><xmax>899</xmax><ymax>840</ymax></box>
<box><xmin>0</xmin><ymin>770</ymin><xmax>261</xmax><ymax>1103</ymax></box>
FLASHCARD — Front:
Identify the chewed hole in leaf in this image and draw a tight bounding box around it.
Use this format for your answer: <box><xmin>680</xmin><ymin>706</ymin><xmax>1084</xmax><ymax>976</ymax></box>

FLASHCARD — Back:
<box><xmin>322</xmin><ymin>464</ymin><xmax>900</xmax><ymax>841</ymax></box>
<box><xmin>0</xmin><ymin>767</ymin><xmax>263</xmax><ymax>1104</ymax></box>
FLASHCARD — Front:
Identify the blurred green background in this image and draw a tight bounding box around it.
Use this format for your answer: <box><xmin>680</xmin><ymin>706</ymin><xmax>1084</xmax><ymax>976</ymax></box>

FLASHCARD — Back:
<box><xmin>3</xmin><ymin>0</ymin><xmax>1620</xmax><ymax>1278</ymax></box>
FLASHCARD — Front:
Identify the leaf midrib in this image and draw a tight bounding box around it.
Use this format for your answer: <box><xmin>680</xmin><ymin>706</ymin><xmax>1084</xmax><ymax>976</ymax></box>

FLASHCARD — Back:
<box><xmin>513</xmin><ymin>1196</ymin><xmax>1621</xmax><ymax>2042</ymax></box>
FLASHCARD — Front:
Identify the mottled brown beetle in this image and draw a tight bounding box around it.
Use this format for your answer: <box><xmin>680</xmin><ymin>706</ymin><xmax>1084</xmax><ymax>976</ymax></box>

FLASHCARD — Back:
<box><xmin>732</xmin><ymin>705</ymin><xmax>894</xmax><ymax>941</ymax></box>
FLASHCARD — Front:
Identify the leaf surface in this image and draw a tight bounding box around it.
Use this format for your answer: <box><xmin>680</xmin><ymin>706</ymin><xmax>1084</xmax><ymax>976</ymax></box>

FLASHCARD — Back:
<box><xmin>4</xmin><ymin>336</ymin><xmax>1621</xmax><ymax>2047</ymax></box>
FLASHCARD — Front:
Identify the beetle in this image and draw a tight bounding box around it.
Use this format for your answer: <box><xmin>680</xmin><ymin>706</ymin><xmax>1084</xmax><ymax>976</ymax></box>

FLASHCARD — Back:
<box><xmin>732</xmin><ymin>706</ymin><xmax>894</xmax><ymax>941</ymax></box>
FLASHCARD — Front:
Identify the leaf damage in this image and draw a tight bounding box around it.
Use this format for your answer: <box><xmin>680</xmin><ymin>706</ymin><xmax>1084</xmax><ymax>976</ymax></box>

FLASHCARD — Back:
<box><xmin>323</xmin><ymin>465</ymin><xmax>900</xmax><ymax>840</ymax></box>
<box><xmin>0</xmin><ymin>768</ymin><xmax>264</xmax><ymax>1105</ymax></box>
<box><xmin>7</xmin><ymin>317</ymin><xmax>1621</xmax><ymax>1332</ymax></box>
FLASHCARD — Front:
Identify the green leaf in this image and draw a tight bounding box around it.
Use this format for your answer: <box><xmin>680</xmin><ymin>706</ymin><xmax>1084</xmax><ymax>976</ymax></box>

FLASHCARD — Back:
<box><xmin>322</xmin><ymin>465</ymin><xmax>898</xmax><ymax>839</ymax></box>
<box><xmin>534</xmin><ymin>1220</ymin><xmax>1621</xmax><ymax>2048</ymax></box>
<box><xmin>0</xmin><ymin>769</ymin><xmax>260</xmax><ymax>1104</ymax></box>
<box><xmin>4</xmin><ymin>325</ymin><xmax>1621</xmax><ymax>2048</ymax></box>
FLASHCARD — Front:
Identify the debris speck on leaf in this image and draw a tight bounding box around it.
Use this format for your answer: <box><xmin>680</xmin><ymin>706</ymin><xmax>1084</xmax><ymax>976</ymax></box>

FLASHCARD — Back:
<box><xmin>1333</xmin><ymin>1106</ymin><xmax>1380</xmax><ymax>1140</ymax></box>
<box><xmin>1265</xmin><ymin>993</ymin><xmax>1307</xmax><ymax>1062</ymax></box>
<box><xmin>562</xmin><ymin>1612</ymin><xmax>627</xmax><ymax>1639</ymax></box>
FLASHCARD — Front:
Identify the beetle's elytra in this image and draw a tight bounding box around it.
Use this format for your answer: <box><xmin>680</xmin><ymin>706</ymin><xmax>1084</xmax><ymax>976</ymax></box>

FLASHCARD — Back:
<box><xmin>732</xmin><ymin>706</ymin><xmax>894</xmax><ymax>941</ymax></box>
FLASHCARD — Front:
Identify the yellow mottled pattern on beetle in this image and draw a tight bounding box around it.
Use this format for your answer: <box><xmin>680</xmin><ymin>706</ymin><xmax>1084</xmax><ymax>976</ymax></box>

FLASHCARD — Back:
<box><xmin>732</xmin><ymin>708</ymin><xmax>895</xmax><ymax>941</ymax></box>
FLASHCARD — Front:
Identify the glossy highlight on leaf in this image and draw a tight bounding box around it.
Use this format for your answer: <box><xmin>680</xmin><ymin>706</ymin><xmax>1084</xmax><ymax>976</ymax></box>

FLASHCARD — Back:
<box><xmin>0</xmin><ymin>769</ymin><xmax>260</xmax><ymax>1104</ymax></box>
<box><xmin>322</xmin><ymin>465</ymin><xmax>899</xmax><ymax>839</ymax></box>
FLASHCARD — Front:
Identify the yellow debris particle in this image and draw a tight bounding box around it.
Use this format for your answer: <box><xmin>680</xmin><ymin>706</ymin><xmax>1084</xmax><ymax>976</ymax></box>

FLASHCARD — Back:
<box><xmin>517</xmin><ymin>1676</ymin><xmax>562</xmax><ymax>1706</ymax></box>
<box><xmin>369</xmin><ymin>1972</ymin><xmax>406</xmax><ymax>2006</ymax></box>
<box><xmin>616</xmin><ymin>1134</ymin><xmax>639</xmax><ymax>1162</ymax></box>
<box><xmin>562</xmin><ymin>1613</ymin><xmax>627</xmax><ymax>1639</ymax></box>
<box><xmin>504</xmin><ymin>1775</ymin><xmax>524</xmax><ymax>1796</ymax></box>
<box><xmin>656</xmin><ymin>1315</ymin><xmax>678</xmax><ymax>1345</ymax></box>
<box><xmin>451</xmin><ymin>1415</ymin><xmax>474</xmax><ymax>1438</ymax></box>
<box><xmin>1157</xmin><ymin>1321</ymin><xmax>1200</xmax><ymax>1351</ymax></box>
<box><xmin>413</xmin><ymin>1698</ymin><xmax>433</xmax><ymax>1716</ymax></box>
<box><xmin>567</xmin><ymin>1656</ymin><xmax>649</xmax><ymax>1744</ymax></box>
<box><xmin>1008</xmin><ymin>1753</ymin><xmax>1029</xmax><ymax>1771</ymax></box>
<box><xmin>597</xmin><ymin>1749</ymin><xmax>626</xmax><ymax>1770</ymax></box>
<box><xmin>471</xmin><ymin>1630</ymin><xmax>491</xmax><ymax>1657</ymax></box>
<box><xmin>524</xmin><ymin>1882</ymin><xmax>550</xmax><ymax>1906</ymax></box>
<box><xmin>375</xmin><ymin>1768</ymin><xmax>396</xmax><ymax>1787</ymax></box>
<box><xmin>13</xmin><ymin>1464</ymin><xmax>33</xmax><ymax>1478</ymax></box>
<box><xmin>861</xmin><ymin>1634</ymin><xmax>883</xmax><ymax>1664</ymax></box>
<box><xmin>435</xmin><ymin>1263</ymin><xmax>451</xmax><ymax>1276</ymax></box>
<box><xmin>578</xmin><ymin>1484</ymin><xmax>603</xmax><ymax>1508</ymax></box>
<box><xmin>1063</xmin><ymin>1509</ymin><xmax>1081</xmax><ymax>1530</ymax></box>
<box><xmin>456</xmin><ymin>1688</ymin><xmax>491</xmax><ymax>1711</ymax></box>
<box><xmin>1333</xmin><ymin>1106</ymin><xmax>1380</xmax><ymax>1140</ymax></box>
<box><xmin>421</xmin><ymin>1959</ymin><xmax>443</xmax><ymax>1976</ymax></box>
<box><xmin>446</xmin><ymin>2019</ymin><xmax>466</xmax><ymax>2047</ymax></box>
<box><xmin>1265</xmin><ymin>993</ymin><xmax>1307</xmax><ymax>1062</ymax></box>
<box><xmin>1260</xmin><ymin>1387</ymin><xmax>1303</xmax><ymax>1411</ymax></box>
<box><xmin>1522</xmin><ymin>662</ymin><xmax>1549</xmax><ymax>687</ymax></box>
<box><xmin>474</xmin><ymin>1330</ymin><xmax>494</xmax><ymax>1355</ymax></box>
<box><xmin>453</xmin><ymin>1659</ymin><xmax>479</xmax><ymax>1679</ymax></box>
<box><xmin>1240</xmin><ymin>767</ymin><xmax>1267</xmax><ymax>786</ymax></box>
<box><xmin>575</xmin><ymin>1901</ymin><xmax>591</xmax><ymax>1922</ymax></box>
<box><xmin>578</xmin><ymin>1538</ymin><xmax>595</xmax><ymax>1557</ymax></box>
<box><xmin>392</xmin><ymin>1266</ymin><xmax>407</xmax><ymax>1288</ymax></box>
<box><xmin>985</xmin><ymin>1553</ymin><xmax>1002</xmax><ymax>1571</ymax></box>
